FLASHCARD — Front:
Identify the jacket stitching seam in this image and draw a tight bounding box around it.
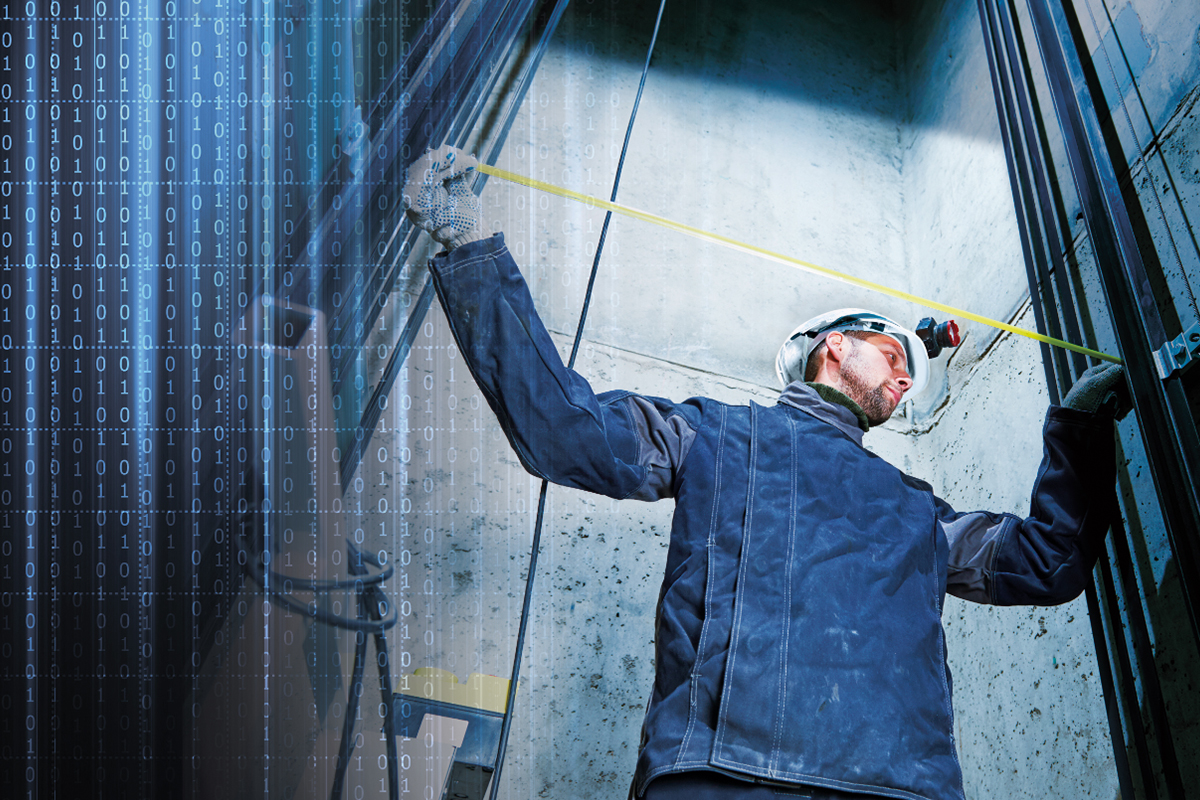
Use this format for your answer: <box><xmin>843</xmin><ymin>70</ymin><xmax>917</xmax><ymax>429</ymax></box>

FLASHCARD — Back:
<box><xmin>930</xmin><ymin>494</ymin><xmax>965</xmax><ymax>791</ymax></box>
<box><xmin>986</xmin><ymin>516</ymin><xmax>1015</xmax><ymax>605</ymax></box>
<box><xmin>778</xmin><ymin>397</ymin><xmax>864</xmax><ymax>447</ymax></box>
<box><xmin>614</xmin><ymin>398</ymin><xmax>651</xmax><ymax>501</ymax></box>
<box><xmin>769</xmin><ymin>413</ymin><xmax>798</xmax><ymax>774</ymax></box>
<box><xmin>713</xmin><ymin>402</ymin><xmax>759</xmax><ymax>760</ymax></box>
<box><xmin>636</xmin><ymin>762</ymin><xmax>712</xmax><ymax>796</ymax></box>
<box><xmin>473</xmin><ymin>247</ymin><xmax>623</xmax><ymax>479</ymax></box>
<box><xmin>430</xmin><ymin>240</ymin><xmax>505</xmax><ymax>276</ymax></box>
<box><xmin>677</xmin><ymin>403</ymin><xmax>724</xmax><ymax>766</ymax></box>
<box><xmin>439</xmin><ymin>244</ymin><xmax>644</xmax><ymax>496</ymax></box>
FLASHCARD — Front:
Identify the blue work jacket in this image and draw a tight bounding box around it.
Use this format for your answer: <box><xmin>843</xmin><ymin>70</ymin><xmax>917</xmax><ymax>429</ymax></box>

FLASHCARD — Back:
<box><xmin>429</xmin><ymin>235</ymin><xmax>1114</xmax><ymax>800</ymax></box>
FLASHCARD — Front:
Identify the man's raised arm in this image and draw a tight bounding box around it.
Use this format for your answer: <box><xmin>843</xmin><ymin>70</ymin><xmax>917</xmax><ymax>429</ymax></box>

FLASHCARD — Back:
<box><xmin>402</xmin><ymin>146</ymin><xmax>699</xmax><ymax>501</ymax></box>
<box><xmin>942</xmin><ymin>365</ymin><xmax>1124</xmax><ymax>606</ymax></box>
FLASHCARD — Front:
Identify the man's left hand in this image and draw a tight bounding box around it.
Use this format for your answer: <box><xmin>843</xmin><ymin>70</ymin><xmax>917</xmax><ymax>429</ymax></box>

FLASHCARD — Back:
<box><xmin>1062</xmin><ymin>363</ymin><xmax>1127</xmax><ymax>415</ymax></box>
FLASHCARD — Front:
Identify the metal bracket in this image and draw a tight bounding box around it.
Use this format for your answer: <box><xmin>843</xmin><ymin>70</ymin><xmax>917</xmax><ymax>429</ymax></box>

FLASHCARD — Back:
<box><xmin>1153</xmin><ymin>322</ymin><xmax>1200</xmax><ymax>379</ymax></box>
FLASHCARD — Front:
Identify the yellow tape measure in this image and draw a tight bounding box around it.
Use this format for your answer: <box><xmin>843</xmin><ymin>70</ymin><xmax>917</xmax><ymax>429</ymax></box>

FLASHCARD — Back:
<box><xmin>475</xmin><ymin>162</ymin><xmax>1121</xmax><ymax>365</ymax></box>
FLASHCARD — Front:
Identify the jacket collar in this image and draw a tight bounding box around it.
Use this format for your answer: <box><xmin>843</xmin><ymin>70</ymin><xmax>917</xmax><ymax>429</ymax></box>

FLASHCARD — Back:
<box><xmin>777</xmin><ymin>382</ymin><xmax>866</xmax><ymax>445</ymax></box>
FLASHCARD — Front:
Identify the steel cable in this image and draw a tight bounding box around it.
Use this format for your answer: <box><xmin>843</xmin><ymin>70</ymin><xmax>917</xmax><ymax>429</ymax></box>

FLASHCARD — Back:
<box><xmin>487</xmin><ymin>2</ymin><xmax>670</xmax><ymax>798</ymax></box>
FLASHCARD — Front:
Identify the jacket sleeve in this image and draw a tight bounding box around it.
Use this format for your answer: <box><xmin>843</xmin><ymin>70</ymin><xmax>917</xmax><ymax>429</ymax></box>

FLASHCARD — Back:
<box><xmin>426</xmin><ymin>234</ymin><xmax>699</xmax><ymax>501</ymax></box>
<box><xmin>939</xmin><ymin>406</ymin><xmax>1115</xmax><ymax>605</ymax></box>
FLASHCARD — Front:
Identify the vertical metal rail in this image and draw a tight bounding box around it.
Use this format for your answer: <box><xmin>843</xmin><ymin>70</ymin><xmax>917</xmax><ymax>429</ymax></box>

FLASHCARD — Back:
<box><xmin>992</xmin><ymin>0</ymin><xmax>1089</xmax><ymax>383</ymax></box>
<box><xmin>980</xmin><ymin>0</ymin><xmax>1197</xmax><ymax>795</ymax></box>
<box><xmin>1082</xmin><ymin>584</ymin><xmax>1138</xmax><ymax>800</ymax></box>
<box><xmin>323</xmin><ymin>0</ymin><xmax>542</xmax><ymax>360</ymax></box>
<box><xmin>975</xmin><ymin>0</ymin><xmax>1066</xmax><ymax>396</ymax></box>
<box><xmin>1022</xmin><ymin>0</ymin><xmax>1200</xmax><ymax>644</ymax></box>
<box><xmin>975</xmin><ymin>1</ymin><xmax>1136</xmax><ymax>793</ymax></box>
<box><xmin>1105</xmin><ymin>514</ymin><xmax>1184</xmax><ymax>797</ymax></box>
<box><xmin>339</xmin><ymin>0</ymin><xmax>573</xmax><ymax>486</ymax></box>
<box><xmin>1094</xmin><ymin>553</ymin><xmax>1160</xmax><ymax>798</ymax></box>
<box><xmin>325</xmin><ymin>0</ymin><xmax>563</xmax><ymax>486</ymax></box>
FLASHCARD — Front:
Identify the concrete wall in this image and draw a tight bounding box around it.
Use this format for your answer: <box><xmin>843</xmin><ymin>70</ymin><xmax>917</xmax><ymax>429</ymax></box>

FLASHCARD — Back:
<box><xmin>337</xmin><ymin>0</ymin><xmax>1186</xmax><ymax>796</ymax></box>
<box><xmin>899</xmin><ymin>0</ymin><xmax>1035</xmax><ymax>419</ymax></box>
<box><xmin>476</xmin><ymin>0</ymin><xmax>910</xmax><ymax>389</ymax></box>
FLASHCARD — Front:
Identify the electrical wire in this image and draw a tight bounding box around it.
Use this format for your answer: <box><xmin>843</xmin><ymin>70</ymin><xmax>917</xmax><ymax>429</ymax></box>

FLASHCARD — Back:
<box><xmin>243</xmin><ymin>561</ymin><xmax>400</xmax><ymax>634</ymax></box>
<box><xmin>567</xmin><ymin>0</ymin><xmax>668</xmax><ymax>370</ymax></box>
<box><xmin>260</xmin><ymin>562</ymin><xmax>395</xmax><ymax>592</ymax></box>
<box><xmin>371</xmin><ymin>586</ymin><xmax>401</xmax><ymax>800</ymax></box>
<box><xmin>486</xmin><ymin>2</ymin><xmax>670</xmax><ymax>799</ymax></box>
<box><xmin>331</xmin><ymin>592</ymin><xmax>370</xmax><ymax>800</ymax></box>
<box><xmin>238</xmin><ymin>533</ymin><xmax>399</xmax><ymax>800</ymax></box>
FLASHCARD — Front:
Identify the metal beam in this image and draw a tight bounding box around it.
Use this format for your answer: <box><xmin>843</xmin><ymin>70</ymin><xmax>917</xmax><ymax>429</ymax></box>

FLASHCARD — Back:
<box><xmin>1022</xmin><ymin>0</ymin><xmax>1200</xmax><ymax>647</ymax></box>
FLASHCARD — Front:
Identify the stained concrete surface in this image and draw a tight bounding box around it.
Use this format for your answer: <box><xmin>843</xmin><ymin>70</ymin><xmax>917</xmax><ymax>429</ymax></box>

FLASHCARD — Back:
<box><xmin>1083</xmin><ymin>0</ymin><xmax>1200</xmax><ymax>178</ymax></box>
<box><xmin>899</xmin><ymin>0</ymin><xmax>1034</xmax><ymax>419</ymax></box>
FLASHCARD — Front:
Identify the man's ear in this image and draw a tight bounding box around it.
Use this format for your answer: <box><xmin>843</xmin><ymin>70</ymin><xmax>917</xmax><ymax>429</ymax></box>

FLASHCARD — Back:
<box><xmin>824</xmin><ymin>331</ymin><xmax>848</xmax><ymax>367</ymax></box>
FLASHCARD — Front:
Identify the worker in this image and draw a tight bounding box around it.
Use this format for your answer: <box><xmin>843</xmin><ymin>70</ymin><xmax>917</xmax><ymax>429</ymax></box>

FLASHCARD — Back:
<box><xmin>402</xmin><ymin>145</ymin><xmax>1125</xmax><ymax>800</ymax></box>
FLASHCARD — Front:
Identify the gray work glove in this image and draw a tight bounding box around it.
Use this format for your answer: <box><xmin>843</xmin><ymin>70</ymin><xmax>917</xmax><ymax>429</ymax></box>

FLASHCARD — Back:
<box><xmin>402</xmin><ymin>145</ymin><xmax>486</xmax><ymax>251</ymax></box>
<box><xmin>1062</xmin><ymin>363</ymin><xmax>1126</xmax><ymax>414</ymax></box>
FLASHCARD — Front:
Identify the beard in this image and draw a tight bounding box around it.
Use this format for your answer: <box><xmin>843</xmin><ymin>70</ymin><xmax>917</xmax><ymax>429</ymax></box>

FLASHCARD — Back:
<box><xmin>839</xmin><ymin>342</ymin><xmax>897</xmax><ymax>426</ymax></box>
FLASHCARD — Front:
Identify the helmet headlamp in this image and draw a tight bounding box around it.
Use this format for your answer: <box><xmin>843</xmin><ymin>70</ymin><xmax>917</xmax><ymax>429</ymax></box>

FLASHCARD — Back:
<box><xmin>776</xmin><ymin>308</ymin><xmax>961</xmax><ymax>397</ymax></box>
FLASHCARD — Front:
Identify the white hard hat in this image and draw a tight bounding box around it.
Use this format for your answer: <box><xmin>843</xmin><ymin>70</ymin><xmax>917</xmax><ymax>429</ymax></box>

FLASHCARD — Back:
<box><xmin>775</xmin><ymin>307</ymin><xmax>930</xmax><ymax>396</ymax></box>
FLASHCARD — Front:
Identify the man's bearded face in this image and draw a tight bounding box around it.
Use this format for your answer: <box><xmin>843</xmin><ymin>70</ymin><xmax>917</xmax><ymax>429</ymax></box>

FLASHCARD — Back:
<box><xmin>838</xmin><ymin>335</ymin><xmax>909</xmax><ymax>425</ymax></box>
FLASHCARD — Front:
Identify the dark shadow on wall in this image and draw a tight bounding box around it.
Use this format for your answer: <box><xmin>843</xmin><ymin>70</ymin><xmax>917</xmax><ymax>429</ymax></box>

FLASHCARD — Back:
<box><xmin>553</xmin><ymin>0</ymin><xmax>1006</xmax><ymax>140</ymax></box>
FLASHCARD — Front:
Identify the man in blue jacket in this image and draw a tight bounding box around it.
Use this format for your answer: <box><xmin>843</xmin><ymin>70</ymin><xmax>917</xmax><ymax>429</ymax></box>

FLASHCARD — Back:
<box><xmin>403</xmin><ymin>147</ymin><xmax>1123</xmax><ymax>800</ymax></box>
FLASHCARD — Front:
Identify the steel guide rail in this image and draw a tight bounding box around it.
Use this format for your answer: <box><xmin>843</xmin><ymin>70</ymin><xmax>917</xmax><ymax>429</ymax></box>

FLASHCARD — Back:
<box><xmin>1024</xmin><ymin>0</ymin><xmax>1200</xmax><ymax>645</ymax></box>
<box><xmin>273</xmin><ymin>0</ymin><xmax>476</xmax><ymax>280</ymax></box>
<box><xmin>337</xmin><ymin>0</ymin><xmax>572</xmax><ymax>487</ymax></box>
<box><xmin>249</xmin><ymin>0</ymin><xmax>511</xmax><ymax>388</ymax></box>
<box><xmin>302</xmin><ymin>0</ymin><xmax>550</xmax><ymax>484</ymax></box>
<box><xmin>246</xmin><ymin>0</ymin><xmax>546</xmax><ymax>485</ymax></box>
<box><xmin>982</xmin><ymin>0</ymin><xmax>1199</xmax><ymax>794</ymax></box>
<box><xmin>321</xmin><ymin>0</ymin><xmax>540</xmax><ymax>366</ymax></box>
<box><xmin>993</xmin><ymin>0</ymin><xmax>1091</xmax><ymax>385</ymax></box>
<box><xmin>310</xmin><ymin>0</ymin><xmax>522</xmax><ymax>359</ymax></box>
<box><xmin>1106</xmin><ymin>513</ymin><xmax>1184</xmax><ymax>797</ymax></box>
<box><xmin>976</xmin><ymin>1</ymin><xmax>1136</xmax><ymax>793</ymax></box>
<box><xmin>978</xmin><ymin>0</ymin><xmax>1066</xmax><ymax>398</ymax></box>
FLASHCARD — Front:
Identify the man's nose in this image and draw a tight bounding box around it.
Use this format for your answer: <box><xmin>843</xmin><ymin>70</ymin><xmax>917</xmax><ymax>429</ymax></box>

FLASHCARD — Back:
<box><xmin>895</xmin><ymin>372</ymin><xmax>913</xmax><ymax>393</ymax></box>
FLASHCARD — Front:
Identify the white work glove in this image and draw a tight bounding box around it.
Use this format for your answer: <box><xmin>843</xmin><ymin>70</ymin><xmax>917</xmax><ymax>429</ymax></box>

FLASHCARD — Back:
<box><xmin>402</xmin><ymin>145</ymin><xmax>486</xmax><ymax>251</ymax></box>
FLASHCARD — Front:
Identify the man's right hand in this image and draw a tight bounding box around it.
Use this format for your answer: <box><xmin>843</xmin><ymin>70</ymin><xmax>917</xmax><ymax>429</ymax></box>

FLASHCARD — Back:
<box><xmin>402</xmin><ymin>145</ymin><xmax>487</xmax><ymax>251</ymax></box>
